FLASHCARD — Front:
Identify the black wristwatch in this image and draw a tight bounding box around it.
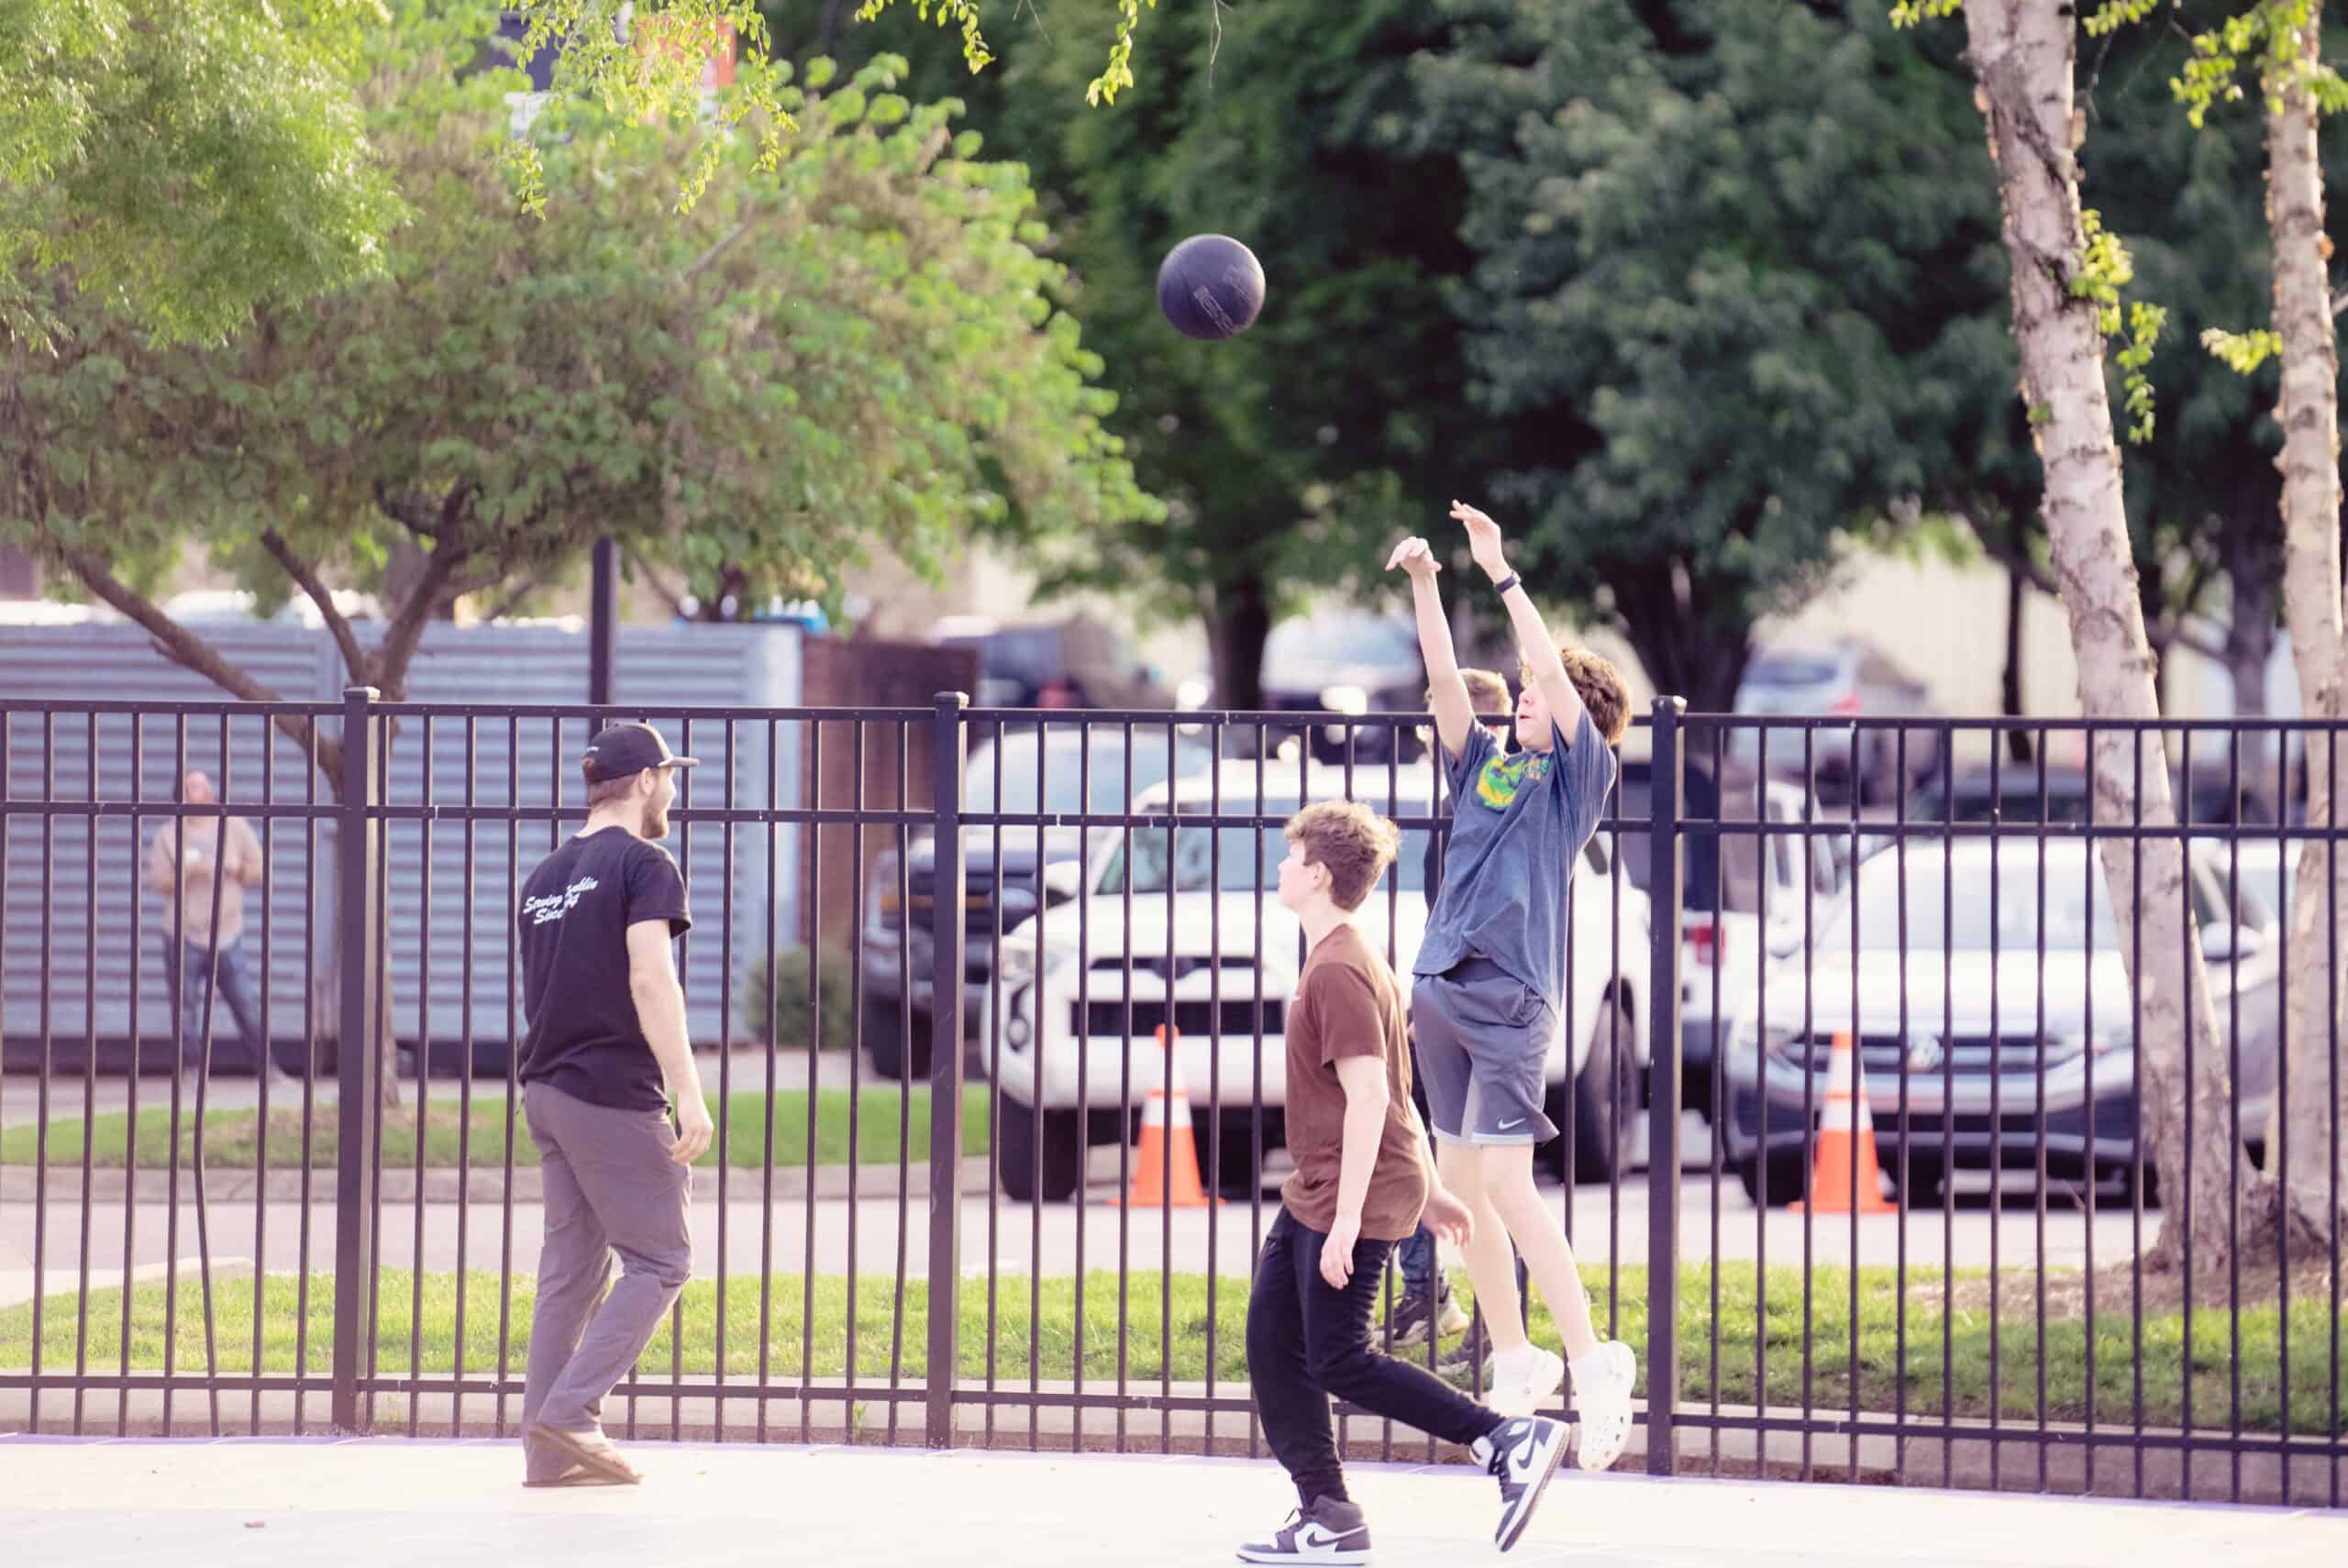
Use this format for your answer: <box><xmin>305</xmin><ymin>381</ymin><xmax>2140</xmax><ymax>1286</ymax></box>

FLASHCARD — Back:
<box><xmin>1492</xmin><ymin>571</ymin><xmax>1522</xmax><ymax>598</ymax></box>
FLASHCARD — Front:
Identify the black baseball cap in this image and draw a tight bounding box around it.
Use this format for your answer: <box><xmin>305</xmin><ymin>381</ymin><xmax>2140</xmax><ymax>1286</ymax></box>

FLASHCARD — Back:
<box><xmin>582</xmin><ymin>722</ymin><xmax>700</xmax><ymax>783</ymax></box>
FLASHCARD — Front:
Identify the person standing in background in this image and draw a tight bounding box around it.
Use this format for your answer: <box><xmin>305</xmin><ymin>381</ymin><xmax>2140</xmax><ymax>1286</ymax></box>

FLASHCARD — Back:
<box><xmin>149</xmin><ymin>770</ymin><xmax>280</xmax><ymax>1083</ymax></box>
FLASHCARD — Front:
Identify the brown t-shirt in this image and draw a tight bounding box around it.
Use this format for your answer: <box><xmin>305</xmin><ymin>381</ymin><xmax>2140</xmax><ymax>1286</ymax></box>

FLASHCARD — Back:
<box><xmin>1280</xmin><ymin>922</ymin><xmax>1430</xmax><ymax>1242</ymax></box>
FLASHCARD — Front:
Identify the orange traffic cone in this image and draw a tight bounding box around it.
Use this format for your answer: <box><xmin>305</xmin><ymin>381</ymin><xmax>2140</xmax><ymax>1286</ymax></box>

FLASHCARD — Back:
<box><xmin>1107</xmin><ymin>1026</ymin><xmax>1212</xmax><ymax>1209</ymax></box>
<box><xmin>1789</xmin><ymin>1031</ymin><xmax>1895</xmax><ymax>1214</ymax></box>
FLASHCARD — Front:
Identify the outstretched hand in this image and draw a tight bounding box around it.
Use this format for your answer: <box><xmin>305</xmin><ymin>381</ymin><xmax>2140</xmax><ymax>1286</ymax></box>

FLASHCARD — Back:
<box><xmin>1385</xmin><ymin>536</ymin><xmax>1443</xmax><ymax>581</ymax></box>
<box><xmin>1450</xmin><ymin>500</ymin><xmax>1508</xmax><ymax>580</ymax></box>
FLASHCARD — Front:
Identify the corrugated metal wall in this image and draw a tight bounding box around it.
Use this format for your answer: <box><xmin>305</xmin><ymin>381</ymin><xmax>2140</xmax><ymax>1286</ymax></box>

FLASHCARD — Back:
<box><xmin>0</xmin><ymin>621</ymin><xmax>338</xmax><ymax>1065</ymax></box>
<box><xmin>1</xmin><ymin>616</ymin><xmax>803</xmax><ymax>1071</ymax></box>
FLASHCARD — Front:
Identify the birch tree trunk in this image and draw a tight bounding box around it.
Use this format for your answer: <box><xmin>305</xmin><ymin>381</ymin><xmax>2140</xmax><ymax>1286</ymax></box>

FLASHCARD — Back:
<box><xmin>1962</xmin><ymin>0</ymin><xmax>2238</xmax><ymax>1268</ymax></box>
<box><xmin>2260</xmin><ymin>4</ymin><xmax>2348</xmax><ymax>1256</ymax></box>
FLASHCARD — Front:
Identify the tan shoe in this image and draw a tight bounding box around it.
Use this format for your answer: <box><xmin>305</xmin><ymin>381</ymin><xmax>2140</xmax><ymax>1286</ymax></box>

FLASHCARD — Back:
<box><xmin>526</xmin><ymin>1423</ymin><xmax>643</xmax><ymax>1485</ymax></box>
<box><xmin>522</xmin><ymin>1463</ymin><xmax>633</xmax><ymax>1490</ymax></box>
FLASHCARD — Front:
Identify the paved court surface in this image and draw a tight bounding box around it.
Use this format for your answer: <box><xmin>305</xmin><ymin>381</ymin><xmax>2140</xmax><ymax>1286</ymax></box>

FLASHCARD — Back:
<box><xmin>5</xmin><ymin>1437</ymin><xmax>2342</xmax><ymax>1568</ymax></box>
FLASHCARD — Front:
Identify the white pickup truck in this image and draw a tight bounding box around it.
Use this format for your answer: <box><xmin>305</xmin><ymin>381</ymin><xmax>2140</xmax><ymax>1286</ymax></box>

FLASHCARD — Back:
<box><xmin>985</xmin><ymin>757</ymin><xmax>1653</xmax><ymax>1200</ymax></box>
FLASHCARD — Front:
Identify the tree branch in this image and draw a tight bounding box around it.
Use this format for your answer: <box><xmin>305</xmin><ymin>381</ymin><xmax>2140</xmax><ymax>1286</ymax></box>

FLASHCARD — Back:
<box><xmin>52</xmin><ymin>540</ymin><xmax>339</xmax><ymax>778</ymax></box>
<box><xmin>2169</xmin><ymin>623</ymin><xmax>2226</xmax><ymax>663</ymax></box>
<box><xmin>680</xmin><ymin>221</ymin><xmax>753</xmax><ymax>282</ymax></box>
<box><xmin>371</xmin><ymin>480</ymin><xmax>435</xmax><ymax>538</ymax></box>
<box><xmin>373</xmin><ymin>541</ymin><xmax>469</xmax><ymax>701</ymax></box>
<box><xmin>433</xmin><ymin>479</ymin><xmax>478</xmax><ymax>546</ymax></box>
<box><xmin>477</xmin><ymin>569</ymin><xmax>548</xmax><ymax>624</ymax></box>
<box><xmin>623</xmin><ymin>544</ymin><xmax>693</xmax><ymax>619</ymax></box>
<box><xmin>259</xmin><ymin>526</ymin><xmax>370</xmax><ymax>682</ymax></box>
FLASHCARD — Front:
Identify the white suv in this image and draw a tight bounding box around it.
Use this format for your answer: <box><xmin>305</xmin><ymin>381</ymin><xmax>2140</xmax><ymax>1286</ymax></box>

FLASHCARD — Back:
<box><xmin>985</xmin><ymin>757</ymin><xmax>1653</xmax><ymax>1201</ymax></box>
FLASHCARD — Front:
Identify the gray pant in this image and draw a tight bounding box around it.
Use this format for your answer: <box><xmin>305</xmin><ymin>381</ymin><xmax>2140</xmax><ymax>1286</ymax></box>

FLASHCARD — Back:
<box><xmin>520</xmin><ymin>1080</ymin><xmax>692</xmax><ymax>1479</ymax></box>
<box><xmin>1412</xmin><ymin>958</ymin><xmax>1560</xmax><ymax>1145</ymax></box>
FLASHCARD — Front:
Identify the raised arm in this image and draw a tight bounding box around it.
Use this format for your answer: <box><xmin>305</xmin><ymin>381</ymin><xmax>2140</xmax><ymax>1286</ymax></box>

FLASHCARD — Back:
<box><xmin>1452</xmin><ymin>500</ymin><xmax>1587</xmax><ymax>742</ymax></box>
<box><xmin>1386</xmin><ymin>535</ymin><xmax>1474</xmax><ymax>760</ymax></box>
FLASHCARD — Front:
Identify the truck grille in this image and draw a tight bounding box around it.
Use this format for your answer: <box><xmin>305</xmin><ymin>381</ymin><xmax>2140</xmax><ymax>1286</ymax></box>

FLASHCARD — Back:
<box><xmin>1073</xmin><ymin>999</ymin><xmax>1284</xmax><ymax>1041</ymax></box>
<box><xmin>1782</xmin><ymin>1032</ymin><xmax>2072</xmax><ymax>1076</ymax></box>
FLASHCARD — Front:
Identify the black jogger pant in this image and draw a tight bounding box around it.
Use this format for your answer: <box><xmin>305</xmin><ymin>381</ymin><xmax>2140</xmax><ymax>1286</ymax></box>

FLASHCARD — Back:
<box><xmin>1246</xmin><ymin>1207</ymin><xmax>1504</xmax><ymax>1505</ymax></box>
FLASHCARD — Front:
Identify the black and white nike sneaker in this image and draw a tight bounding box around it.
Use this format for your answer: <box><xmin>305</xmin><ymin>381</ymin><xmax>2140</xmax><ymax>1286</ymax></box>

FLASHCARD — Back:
<box><xmin>1475</xmin><ymin>1415</ymin><xmax>1572</xmax><ymax>1551</ymax></box>
<box><xmin>1235</xmin><ymin>1496</ymin><xmax>1373</xmax><ymax>1564</ymax></box>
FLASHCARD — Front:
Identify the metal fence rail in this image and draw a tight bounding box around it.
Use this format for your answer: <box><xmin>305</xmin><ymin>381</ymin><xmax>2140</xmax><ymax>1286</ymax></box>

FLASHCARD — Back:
<box><xmin>0</xmin><ymin>692</ymin><xmax>2340</xmax><ymax>1508</ymax></box>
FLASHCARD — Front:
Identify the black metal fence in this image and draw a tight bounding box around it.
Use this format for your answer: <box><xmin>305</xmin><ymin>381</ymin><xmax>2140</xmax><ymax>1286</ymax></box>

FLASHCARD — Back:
<box><xmin>0</xmin><ymin>691</ymin><xmax>2340</xmax><ymax>1508</ymax></box>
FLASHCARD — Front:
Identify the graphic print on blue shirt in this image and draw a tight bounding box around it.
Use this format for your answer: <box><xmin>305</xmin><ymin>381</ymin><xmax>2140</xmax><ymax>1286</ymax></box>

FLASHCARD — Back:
<box><xmin>1412</xmin><ymin>706</ymin><xmax>1618</xmax><ymax>1011</ymax></box>
<box><xmin>1473</xmin><ymin>748</ymin><xmax>1552</xmax><ymax>811</ymax></box>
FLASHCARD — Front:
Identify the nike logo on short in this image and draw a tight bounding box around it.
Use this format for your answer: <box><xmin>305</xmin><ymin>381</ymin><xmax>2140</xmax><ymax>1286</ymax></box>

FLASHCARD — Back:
<box><xmin>1499</xmin><ymin>1118</ymin><xmax>1526</xmax><ymax>1130</ymax></box>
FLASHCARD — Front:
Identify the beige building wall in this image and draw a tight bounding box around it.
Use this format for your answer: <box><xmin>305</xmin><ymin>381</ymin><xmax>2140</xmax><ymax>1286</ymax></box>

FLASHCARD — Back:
<box><xmin>1754</xmin><ymin>552</ymin><xmax>2083</xmax><ymax>717</ymax></box>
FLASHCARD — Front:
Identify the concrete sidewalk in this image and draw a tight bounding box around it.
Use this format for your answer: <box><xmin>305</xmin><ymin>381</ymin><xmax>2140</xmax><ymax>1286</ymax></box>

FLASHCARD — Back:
<box><xmin>4</xmin><ymin>1436</ymin><xmax>2342</xmax><ymax>1568</ymax></box>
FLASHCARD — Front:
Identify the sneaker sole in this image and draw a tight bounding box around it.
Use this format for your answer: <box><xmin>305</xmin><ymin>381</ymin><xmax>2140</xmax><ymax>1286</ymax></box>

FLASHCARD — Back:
<box><xmin>521</xmin><ymin>1466</ymin><xmax>632</xmax><ymax>1490</ymax></box>
<box><xmin>1235</xmin><ymin>1548</ymin><xmax>1371</xmax><ymax>1565</ymax></box>
<box><xmin>1495</xmin><ymin>1422</ymin><xmax>1573</xmax><ymax>1551</ymax></box>
<box><xmin>1574</xmin><ymin>1343</ymin><xmax>1637</xmax><ymax>1473</ymax></box>
<box><xmin>527</xmin><ymin>1424</ymin><xmax>642</xmax><ymax>1485</ymax></box>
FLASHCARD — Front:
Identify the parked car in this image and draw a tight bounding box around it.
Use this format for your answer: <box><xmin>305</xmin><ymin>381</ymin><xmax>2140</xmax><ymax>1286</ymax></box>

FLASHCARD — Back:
<box><xmin>1605</xmin><ymin>760</ymin><xmax>1845</xmax><ymax>1119</ymax></box>
<box><xmin>1729</xmin><ymin>639</ymin><xmax>1940</xmax><ymax>804</ymax></box>
<box><xmin>932</xmin><ymin>615</ymin><xmax>1177</xmax><ymax>711</ymax></box>
<box><xmin>859</xmin><ymin>724</ymin><xmax>1212</xmax><ymax>1079</ymax></box>
<box><xmin>1904</xmin><ymin>761</ymin><xmax>2278</xmax><ymax>830</ymax></box>
<box><xmin>986</xmin><ymin>761</ymin><xmax>1652</xmax><ymax>1200</ymax></box>
<box><xmin>1260</xmin><ymin>608</ymin><xmax>1428</xmax><ymax>765</ymax></box>
<box><xmin>1718</xmin><ymin>839</ymin><xmax>2280</xmax><ymax>1207</ymax></box>
<box><xmin>2200</xmin><ymin>837</ymin><xmax>2287</xmax><ymax>932</ymax></box>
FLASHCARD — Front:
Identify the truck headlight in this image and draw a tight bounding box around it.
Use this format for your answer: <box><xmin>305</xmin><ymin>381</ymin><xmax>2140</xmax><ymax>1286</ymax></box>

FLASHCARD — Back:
<box><xmin>995</xmin><ymin>938</ymin><xmax>1072</xmax><ymax>990</ymax></box>
<box><xmin>1728</xmin><ymin>1021</ymin><xmax>1799</xmax><ymax>1059</ymax></box>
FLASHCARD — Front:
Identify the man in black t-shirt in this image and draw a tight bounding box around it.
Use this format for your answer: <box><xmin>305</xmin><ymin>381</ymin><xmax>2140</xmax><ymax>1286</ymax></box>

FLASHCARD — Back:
<box><xmin>516</xmin><ymin>722</ymin><xmax>711</xmax><ymax>1489</ymax></box>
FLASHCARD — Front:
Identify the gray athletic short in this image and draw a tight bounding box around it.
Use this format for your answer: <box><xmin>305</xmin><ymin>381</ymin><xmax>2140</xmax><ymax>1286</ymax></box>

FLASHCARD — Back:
<box><xmin>1411</xmin><ymin>956</ymin><xmax>1558</xmax><ymax>1146</ymax></box>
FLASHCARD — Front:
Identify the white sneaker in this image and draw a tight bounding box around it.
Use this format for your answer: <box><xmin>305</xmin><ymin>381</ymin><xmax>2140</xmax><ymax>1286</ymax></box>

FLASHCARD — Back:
<box><xmin>1485</xmin><ymin>1344</ymin><xmax>1564</xmax><ymax>1419</ymax></box>
<box><xmin>1570</xmin><ymin>1340</ymin><xmax>1637</xmax><ymax>1472</ymax></box>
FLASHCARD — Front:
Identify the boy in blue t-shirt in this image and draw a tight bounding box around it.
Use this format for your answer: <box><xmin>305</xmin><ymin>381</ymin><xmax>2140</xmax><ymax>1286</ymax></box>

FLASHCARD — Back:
<box><xmin>1385</xmin><ymin>501</ymin><xmax>1638</xmax><ymax>1473</ymax></box>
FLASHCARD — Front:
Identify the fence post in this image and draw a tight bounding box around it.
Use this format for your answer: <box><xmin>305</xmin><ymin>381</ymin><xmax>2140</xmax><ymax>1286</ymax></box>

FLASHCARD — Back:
<box><xmin>1644</xmin><ymin>696</ymin><xmax>1685</xmax><ymax>1475</ymax></box>
<box><xmin>925</xmin><ymin>692</ymin><xmax>970</xmax><ymax>1448</ymax></box>
<box><xmin>330</xmin><ymin>685</ymin><xmax>382</xmax><ymax>1433</ymax></box>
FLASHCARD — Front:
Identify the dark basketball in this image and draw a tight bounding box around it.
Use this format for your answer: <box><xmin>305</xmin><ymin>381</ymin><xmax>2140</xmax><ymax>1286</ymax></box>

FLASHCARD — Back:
<box><xmin>1157</xmin><ymin>234</ymin><xmax>1266</xmax><ymax>341</ymax></box>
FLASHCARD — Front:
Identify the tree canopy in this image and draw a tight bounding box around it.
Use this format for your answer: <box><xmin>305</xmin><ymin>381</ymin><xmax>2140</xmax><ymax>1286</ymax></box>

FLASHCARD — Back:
<box><xmin>3</xmin><ymin>0</ymin><xmax>792</xmax><ymax>347</ymax></box>
<box><xmin>949</xmin><ymin>0</ymin><xmax>1517</xmax><ymax>708</ymax></box>
<box><xmin>3</xmin><ymin>4</ymin><xmax>1153</xmax><ymax>740</ymax></box>
<box><xmin>1413</xmin><ymin>0</ymin><xmax>2017</xmax><ymax>711</ymax></box>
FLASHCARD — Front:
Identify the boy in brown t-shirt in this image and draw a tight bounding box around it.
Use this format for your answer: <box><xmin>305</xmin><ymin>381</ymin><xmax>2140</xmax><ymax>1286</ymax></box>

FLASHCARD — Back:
<box><xmin>1239</xmin><ymin>801</ymin><xmax>1572</xmax><ymax>1564</ymax></box>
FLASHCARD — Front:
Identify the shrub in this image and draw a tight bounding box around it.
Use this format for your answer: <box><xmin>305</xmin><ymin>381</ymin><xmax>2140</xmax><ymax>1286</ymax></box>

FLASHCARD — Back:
<box><xmin>739</xmin><ymin>945</ymin><xmax>859</xmax><ymax>1053</ymax></box>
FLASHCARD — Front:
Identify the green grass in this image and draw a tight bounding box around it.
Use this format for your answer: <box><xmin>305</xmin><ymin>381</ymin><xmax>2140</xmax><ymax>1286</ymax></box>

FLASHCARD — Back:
<box><xmin>3</xmin><ymin>1264</ymin><xmax>2337</xmax><ymax>1435</ymax></box>
<box><xmin>0</xmin><ymin>1085</ymin><xmax>991</xmax><ymax>1172</ymax></box>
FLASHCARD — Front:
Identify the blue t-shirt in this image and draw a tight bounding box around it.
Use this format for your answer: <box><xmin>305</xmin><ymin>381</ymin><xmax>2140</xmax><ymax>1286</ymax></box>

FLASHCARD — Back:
<box><xmin>1412</xmin><ymin>707</ymin><xmax>1618</xmax><ymax>1009</ymax></box>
